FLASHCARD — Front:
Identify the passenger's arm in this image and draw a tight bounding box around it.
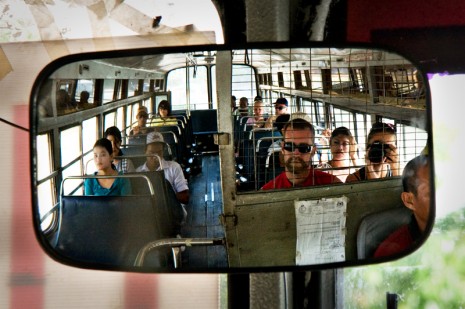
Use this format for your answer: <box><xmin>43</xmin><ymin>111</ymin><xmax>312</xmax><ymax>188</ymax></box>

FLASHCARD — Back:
<box><xmin>345</xmin><ymin>171</ymin><xmax>360</xmax><ymax>183</ymax></box>
<box><xmin>176</xmin><ymin>189</ymin><xmax>190</xmax><ymax>204</ymax></box>
<box><xmin>170</xmin><ymin>162</ymin><xmax>189</xmax><ymax>204</ymax></box>
<box><xmin>385</xmin><ymin>144</ymin><xmax>400</xmax><ymax>176</ymax></box>
<box><xmin>84</xmin><ymin>179</ymin><xmax>93</xmax><ymax>195</ymax></box>
<box><xmin>264</xmin><ymin>116</ymin><xmax>274</xmax><ymax>128</ymax></box>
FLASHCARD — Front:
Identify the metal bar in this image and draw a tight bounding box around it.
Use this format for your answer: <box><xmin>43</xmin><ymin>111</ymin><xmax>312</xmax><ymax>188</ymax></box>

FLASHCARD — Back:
<box><xmin>134</xmin><ymin>237</ymin><xmax>225</xmax><ymax>267</ymax></box>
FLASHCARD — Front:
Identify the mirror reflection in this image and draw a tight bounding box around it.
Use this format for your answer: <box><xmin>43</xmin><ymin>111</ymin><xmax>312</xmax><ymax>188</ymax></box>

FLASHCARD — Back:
<box><xmin>32</xmin><ymin>46</ymin><xmax>431</xmax><ymax>271</ymax></box>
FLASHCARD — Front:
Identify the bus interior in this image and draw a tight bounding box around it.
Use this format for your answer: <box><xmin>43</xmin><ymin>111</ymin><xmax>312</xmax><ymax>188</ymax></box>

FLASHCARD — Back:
<box><xmin>32</xmin><ymin>45</ymin><xmax>430</xmax><ymax>271</ymax></box>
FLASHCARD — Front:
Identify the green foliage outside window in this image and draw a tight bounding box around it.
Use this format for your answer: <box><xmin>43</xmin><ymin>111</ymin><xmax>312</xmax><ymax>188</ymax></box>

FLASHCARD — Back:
<box><xmin>344</xmin><ymin>208</ymin><xmax>465</xmax><ymax>308</ymax></box>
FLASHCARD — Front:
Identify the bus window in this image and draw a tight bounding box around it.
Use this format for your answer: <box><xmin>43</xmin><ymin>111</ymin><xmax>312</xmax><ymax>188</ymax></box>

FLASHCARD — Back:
<box><xmin>103</xmin><ymin>79</ymin><xmax>116</xmax><ymax>103</ymax></box>
<box><xmin>397</xmin><ymin>124</ymin><xmax>428</xmax><ymax>166</ymax></box>
<box><xmin>167</xmin><ymin>66</ymin><xmax>209</xmax><ymax>110</ymax></box>
<box><xmin>301</xmin><ymin>99</ymin><xmax>315</xmax><ymax>123</ymax></box>
<box><xmin>332</xmin><ymin>67</ymin><xmax>351</xmax><ymax>93</ymax></box>
<box><xmin>231</xmin><ymin>65</ymin><xmax>257</xmax><ymax>103</ymax></box>
<box><xmin>125</xmin><ymin>105</ymin><xmax>134</xmax><ymax>137</ymax></box>
<box><xmin>82</xmin><ymin>117</ymin><xmax>98</xmax><ymax>174</ymax></box>
<box><xmin>128</xmin><ymin>79</ymin><xmax>140</xmax><ymax>96</ymax></box>
<box><xmin>36</xmin><ymin>133</ymin><xmax>55</xmax><ymax>230</ymax></box>
<box><xmin>355</xmin><ymin>113</ymin><xmax>369</xmax><ymax>154</ymax></box>
<box><xmin>104</xmin><ymin>112</ymin><xmax>116</xmax><ymax>129</ymax></box>
<box><xmin>116</xmin><ymin>107</ymin><xmax>124</xmax><ymax>131</ymax></box>
<box><xmin>75</xmin><ymin>79</ymin><xmax>94</xmax><ymax>103</ymax></box>
<box><xmin>155</xmin><ymin>94</ymin><xmax>169</xmax><ymax>113</ymax></box>
<box><xmin>60</xmin><ymin>126</ymin><xmax>83</xmax><ymax>196</ymax></box>
<box><xmin>332</xmin><ymin>107</ymin><xmax>355</xmax><ymax>132</ymax></box>
<box><xmin>142</xmin><ymin>79</ymin><xmax>150</xmax><ymax>92</ymax></box>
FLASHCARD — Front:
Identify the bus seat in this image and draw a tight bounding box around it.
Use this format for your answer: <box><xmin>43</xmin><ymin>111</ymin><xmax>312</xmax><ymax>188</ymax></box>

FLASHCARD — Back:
<box><xmin>155</xmin><ymin>124</ymin><xmax>182</xmax><ymax>136</ymax></box>
<box><xmin>155</xmin><ymin>125</ymin><xmax>186</xmax><ymax>160</ymax></box>
<box><xmin>189</xmin><ymin>110</ymin><xmax>218</xmax><ymax>153</ymax></box>
<box><xmin>127</xmin><ymin>134</ymin><xmax>147</xmax><ymax>145</ymax></box>
<box><xmin>254</xmin><ymin>131</ymin><xmax>282</xmax><ymax>157</ymax></box>
<box><xmin>240</xmin><ymin>128</ymin><xmax>282</xmax><ymax>190</ymax></box>
<box><xmin>264</xmin><ymin>149</ymin><xmax>284</xmax><ymax>186</ymax></box>
<box><xmin>121</xmin><ymin>144</ymin><xmax>146</xmax><ymax>168</ymax></box>
<box><xmin>122</xmin><ymin>141</ymin><xmax>174</xmax><ymax>165</ymax></box>
<box><xmin>255</xmin><ymin>134</ymin><xmax>282</xmax><ymax>188</ymax></box>
<box><xmin>356</xmin><ymin>207</ymin><xmax>413</xmax><ymax>259</ymax></box>
<box><xmin>190</xmin><ymin>110</ymin><xmax>217</xmax><ymax>135</ymax></box>
<box><xmin>55</xmin><ymin>194</ymin><xmax>167</xmax><ymax>268</ymax></box>
<box><xmin>158</xmin><ymin>131</ymin><xmax>178</xmax><ymax>161</ymax></box>
<box><xmin>129</xmin><ymin>171</ymin><xmax>185</xmax><ymax>236</ymax></box>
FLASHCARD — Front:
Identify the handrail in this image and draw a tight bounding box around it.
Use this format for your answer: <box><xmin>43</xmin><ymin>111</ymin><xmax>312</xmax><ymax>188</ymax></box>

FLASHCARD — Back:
<box><xmin>254</xmin><ymin>135</ymin><xmax>282</xmax><ymax>153</ymax></box>
<box><xmin>134</xmin><ymin>237</ymin><xmax>225</xmax><ymax>267</ymax></box>
<box><xmin>158</xmin><ymin>131</ymin><xmax>179</xmax><ymax>143</ymax></box>
<box><xmin>61</xmin><ymin>173</ymin><xmax>156</xmax><ymax>196</ymax></box>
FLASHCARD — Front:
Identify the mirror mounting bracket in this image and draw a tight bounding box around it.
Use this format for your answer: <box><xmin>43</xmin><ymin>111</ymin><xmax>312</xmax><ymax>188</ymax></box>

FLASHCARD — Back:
<box><xmin>220</xmin><ymin>213</ymin><xmax>238</xmax><ymax>229</ymax></box>
<box><xmin>214</xmin><ymin>132</ymin><xmax>231</xmax><ymax>146</ymax></box>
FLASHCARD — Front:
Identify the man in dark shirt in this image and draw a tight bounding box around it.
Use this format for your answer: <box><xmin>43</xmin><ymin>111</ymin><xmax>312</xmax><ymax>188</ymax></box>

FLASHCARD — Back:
<box><xmin>262</xmin><ymin>118</ymin><xmax>340</xmax><ymax>189</ymax></box>
<box><xmin>374</xmin><ymin>154</ymin><xmax>430</xmax><ymax>257</ymax></box>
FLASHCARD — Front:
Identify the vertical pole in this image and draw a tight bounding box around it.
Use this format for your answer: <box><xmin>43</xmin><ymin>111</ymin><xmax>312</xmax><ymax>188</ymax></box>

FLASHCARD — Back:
<box><xmin>244</xmin><ymin>1</ymin><xmax>291</xmax><ymax>307</ymax></box>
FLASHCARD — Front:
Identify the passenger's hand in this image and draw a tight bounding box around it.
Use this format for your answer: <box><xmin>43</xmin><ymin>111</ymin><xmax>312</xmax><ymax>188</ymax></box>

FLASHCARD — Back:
<box><xmin>349</xmin><ymin>139</ymin><xmax>359</xmax><ymax>165</ymax></box>
<box><xmin>384</xmin><ymin>144</ymin><xmax>400</xmax><ymax>176</ymax></box>
<box><xmin>365</xmin><ymin>159</ymin><xmax>391</xmax><ymax>179</ymax></box>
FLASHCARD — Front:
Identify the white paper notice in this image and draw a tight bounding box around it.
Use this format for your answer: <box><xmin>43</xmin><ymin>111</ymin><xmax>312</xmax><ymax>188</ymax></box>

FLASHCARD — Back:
<box><xmin>295</xmin><ymin>196</ymin><xmax>347</xmax><ymax>265</ymax></box>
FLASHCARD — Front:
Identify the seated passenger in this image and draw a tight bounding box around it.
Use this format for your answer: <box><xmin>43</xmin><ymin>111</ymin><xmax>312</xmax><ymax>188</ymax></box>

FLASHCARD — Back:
<box><xmin>56</xmin><ymin>89</ymin><xmax>75</xmax><ymax>115</ymax></box>
<box><xmin>129</xmin><ymin>106</ymin><xmax>154</xmax><ymax>136</ymax></box>
<box><xmin>151</xmin><ymin>100</ymin><xmax>178</xmax><ymax>126</ymax></box>
<box><xmin>84</xmin><ymin>138</ymin><xmax>132</xmax><ymax>196</ymax></box>
<box><xmin>316</xmin><ymin>127</ymin><xmax>360</xmax><ymax>182</ymax></box>
<box><xmin>261</xmin><ymin>118</ymin><xmax>341</xmax><ymax>190</ymax></box>
<box><xmin>264</xmin><ymin>98</ymin><xmax>289</xmax><ymax>128</ymax></box>
<box><xmin>374</xmin><ymin>154</ymin><xmax>430</xmax><ymax>258</ymax></box>
<box><xmin>346</xmin><ymin>122</ymin><xmax>399</xmax><ymax>182</ymax></box>
<box><xmin>231</xmin><ymin>95</ymin><xmax>238</xmax><ymax>113</ymax></box>
<box><xmin>234</xmin><ymin>97</ymin><xmax>250</xmax><ymax>117</ymax></box>
<box><xmin>274</xmin><ymin>113</ymin><xmax>315</xmax><ymax>166</ymax></box>
<box><xmin>316</xmin><ymin>128</ymin><xmax>332</xmax><ymax>164</ymax></box>
<box><xmin>136</xmin><ymin>132</ymin><xmax>190</xmax><ymax>206</ymax></box>
<box><xmin>246</xmin><ymin>99</ymin><xmax>267</xmax><ymax>128</ymax></box>
<box><xmin>77</xmin><ymin>90</ymin><xmax>92</xmax><ymax>110</ymax></box>
<box><xmin>104</xmin><ymin>126</ymin><xmax>135</xmax><ymax>173</ymax></box>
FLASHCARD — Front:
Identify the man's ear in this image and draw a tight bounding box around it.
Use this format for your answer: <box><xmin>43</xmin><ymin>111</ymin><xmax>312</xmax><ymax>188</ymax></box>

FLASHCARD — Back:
<box><xmin>401</xmin><ymin>191</ymin><xmax>415</xmax><ymax>211</ymax></box>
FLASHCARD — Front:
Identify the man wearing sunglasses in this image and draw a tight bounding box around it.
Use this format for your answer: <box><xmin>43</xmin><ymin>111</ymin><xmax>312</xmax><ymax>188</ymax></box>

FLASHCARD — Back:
<box><xmin>265</xmin><ymin>97</ymin><xmax>290</xmax><ymax>128</ymax></box>
<box><xmin>262</xmin><ymin>118</ymin><xmax>341</xmax><ymax>189</ymax></box>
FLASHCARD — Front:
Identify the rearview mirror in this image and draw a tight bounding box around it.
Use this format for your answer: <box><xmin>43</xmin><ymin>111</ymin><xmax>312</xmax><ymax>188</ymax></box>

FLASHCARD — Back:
<box><xmin>31</xmin><ymin>44</ymin><xmax>433</xmax><ymax>272</ymax></box>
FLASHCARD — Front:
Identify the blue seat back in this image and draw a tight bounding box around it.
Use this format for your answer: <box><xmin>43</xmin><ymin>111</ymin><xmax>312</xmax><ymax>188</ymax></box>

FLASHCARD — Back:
<box><xmin>55</xmin><ymin>194</ymin><xmax>164</xmax><ymax>267</ymax></box>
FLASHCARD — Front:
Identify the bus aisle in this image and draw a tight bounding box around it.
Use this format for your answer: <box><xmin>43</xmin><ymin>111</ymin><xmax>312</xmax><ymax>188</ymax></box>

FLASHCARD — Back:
<box><xmin>181</xmin><ymin>154</ymin><xmax>228</xmax><ymax>268</ymax></box>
